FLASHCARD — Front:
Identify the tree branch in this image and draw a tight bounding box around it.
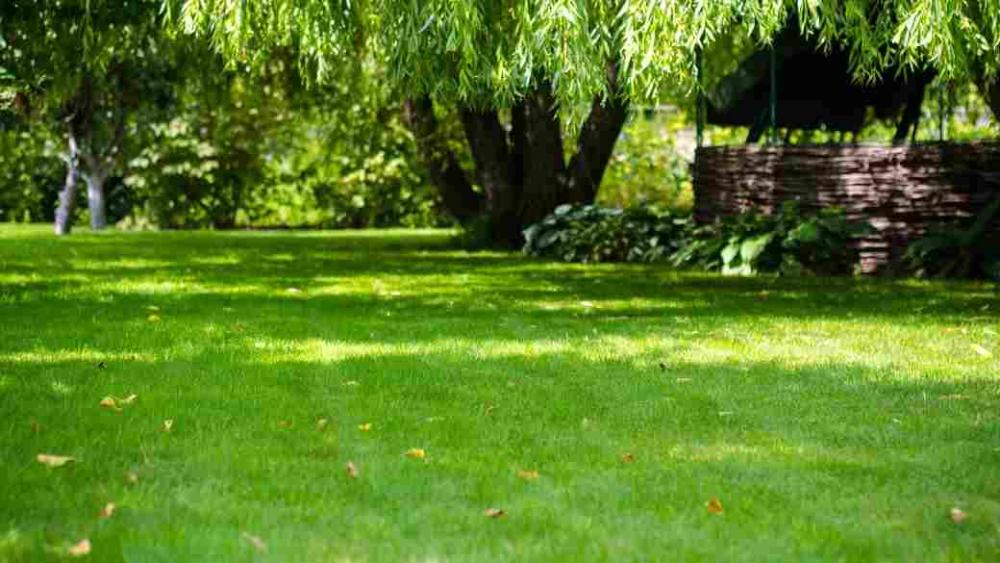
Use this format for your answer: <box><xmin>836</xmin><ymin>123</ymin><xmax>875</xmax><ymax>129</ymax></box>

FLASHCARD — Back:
<box><xmin>402</xmin><ymin>96</ymin><xmax>483</xmax><ymax>223</ymax></box>
<box><xmin>566</xmin><ymin>61</ymin><xmax>629</xmax><ymax>203</ymax></box>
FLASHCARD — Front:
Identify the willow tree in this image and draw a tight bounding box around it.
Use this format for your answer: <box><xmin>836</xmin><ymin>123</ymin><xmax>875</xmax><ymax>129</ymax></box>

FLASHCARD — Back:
<box><xmin>1</xmin><ymin>0</ymin><xmax>166</xmax><ymax>234</ymax></box>
<box><xmin>173</xmin><ymin>1</ymin><xmax>739</xmax><ymax>245</ymax></box>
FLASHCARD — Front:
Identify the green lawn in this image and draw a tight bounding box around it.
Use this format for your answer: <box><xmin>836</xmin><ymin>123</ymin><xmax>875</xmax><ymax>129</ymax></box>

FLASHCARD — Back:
<box><xmin>1</xmin><ymin>224</ymin><xmax>998</xmax><ymax>562</ymax></box>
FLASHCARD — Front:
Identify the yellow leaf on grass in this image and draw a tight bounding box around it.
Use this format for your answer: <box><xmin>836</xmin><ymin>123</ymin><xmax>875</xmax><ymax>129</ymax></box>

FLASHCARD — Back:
<box><xmin>972</xmin><ymin>344</ymin><xmax>992</xmax><ymax>358</ymax></box>
<box><xmin>277</xmin><ymin>420</ymin><xmax>293</xmax><ymax>429</ymax></box>
<box><xmin>404</xmin><ymin>448</ymin><xmax>425</xmax><ymax>459</ymax></box>
<box><xmin>346</xmin><ymin>461</ymin><xmax>359</xmax><ymax>479</ymax></box>
<box><xmin>162</xmin><ymin>419</ymin><xmax>174</xmax><ymax>433</ymax></box>
<box><xmin>241</xmin><ymin>532</ymin><xmax>267</xmax><ymax>552</ymax></box>
<box><xmin>950</xmin><ymin>507</ymin><xmax>967</xmax><ymax>523</ymax></box>
<box><xmin>707</xmin><ymin>497</ymin><xmax>724</xmax><ymax>514</ymax></box>
<box><xmin>483</xmin><ymin>507</ymin><xmax>506</xmax><ymax>519</ymax></box>
<box><xmin>99</xmin><ymin>396</ymin><xmax>122</xmax><ymax>411</ymax></box>
<box><xmin>37</xmin><ymin>454</ymin><xmax>75</xmax><ymax>467</ymax></box>
<box><xmin>147</xmin><ymin>314</ymin><xmax>161</xmax><ymax>323</ymax></box>
<box><xmin>358</xmin><ymin>423</ymin><xmax>372</xmax><ymax>432</ymax></box>
<box><xmin>68</xmin><ymin>539</ymin><xmax>91</xmax><ymax>557</ymax></box>
<box><xmin>621</xmin><ymin>453</ymin><xmax>636</xmax><ymax>464</ymax></box>
<box><xmin>316</xmin><ymin>418</ymin><xmax>329</xmax><ymax>431</ymax></box>
<box><xmin>124</xmin><ymin>471</ymin><xmax>139</xmax><ymax>485</ymax></box>
<box><xmin>517</xmin><ymin>470</ymin><xmax>539</xmax><ymax>481</ymax></box>
<box><xmin>98</xmin><ymin>502</ymin><xmax>116</xmax><ymax>519</ymax></box>
<box><xmin>100</xmin><ymin>394</ymin><xmax>138</xmax><ymax>411</ymax></box>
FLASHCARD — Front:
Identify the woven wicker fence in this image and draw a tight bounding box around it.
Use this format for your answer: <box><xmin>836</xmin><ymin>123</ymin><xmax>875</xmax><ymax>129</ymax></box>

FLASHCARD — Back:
<box><xmin>692</xmin><ymin>142</ymin><xmax>1000</xmax><ymax>273</ymax></box>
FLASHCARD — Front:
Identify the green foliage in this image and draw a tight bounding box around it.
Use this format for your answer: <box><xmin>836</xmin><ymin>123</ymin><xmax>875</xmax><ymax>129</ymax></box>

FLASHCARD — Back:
<box><xmin>0</xmin><ymin>126</ymin><xmax>61</xmax><ymax>222</ymax></box>
<box><xmin>672</xmin><ymin>202</ymin><xmax>863</xmax><ymax>276</ymax></box>
<box><xmin>524</xmin><ymin>201</ymin><xmax>863</xmax><ymax>275</ymax></box>
<box><xmin>522</xmin><ymin>204</ymin><xmax>691</xmax><ymax>263</ymax></box>
<box><xmin>905</xmin><ymin>197</ymin><xmax>1000</xmax><ymax>281</ymax></box>
<box><xmin>174</xmin><ymin>1</ymin><xmax>1000</xmax><ymax>111</ymax></box>
<box><xmin>598</xmin><ymin>110</ymin><xmax>693</xmax><ymax>211</ymax></box>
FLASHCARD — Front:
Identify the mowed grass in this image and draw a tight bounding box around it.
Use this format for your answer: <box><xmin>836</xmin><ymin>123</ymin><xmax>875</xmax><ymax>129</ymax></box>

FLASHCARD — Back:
<box><xmin>0</xmin><ymin>223</ymin><xmax>998</xmax><ymax>562</ymax></box>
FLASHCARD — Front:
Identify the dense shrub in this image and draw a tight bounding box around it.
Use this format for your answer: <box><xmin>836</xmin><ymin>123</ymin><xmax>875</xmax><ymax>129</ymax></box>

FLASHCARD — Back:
<box><xmin>672</xmin><ymin>202</ymin><xmax>862</xmax><ymax>275</ymax></box>
<box><xmin>524</xmin><ymin>201</ymin><xmax>863</xmax><ymax>276</ymax></box>
<box><xmin>904</xmin><ymin>197</ymin><xmax>1000</xmax><ymax>281</ymax></box>
<box><xmin>0</xmin><ymin>127</ymin><xmax>62</xmax><ymax>223</ymax></box>
<box><xmin>522</xmin><ymin>204</ymin><xmax>691</xmax><ymax>263</ymax></box>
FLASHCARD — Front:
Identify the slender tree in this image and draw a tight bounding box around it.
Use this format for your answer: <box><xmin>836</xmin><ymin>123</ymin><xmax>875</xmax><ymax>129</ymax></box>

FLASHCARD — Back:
<box><xmin>1</xmin><ymin>0</ymin><xmax>166</xmax><ymax>234</ymax></box>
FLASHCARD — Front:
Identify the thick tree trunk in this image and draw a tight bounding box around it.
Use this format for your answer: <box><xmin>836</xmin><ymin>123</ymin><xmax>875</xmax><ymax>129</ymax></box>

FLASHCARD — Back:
<box><xmin>54</xmin><ymin>133</ymin><xmax>81</xmax><ymax>236</ymax></box>
<box><xmin>402</xmin><ymin>97</ymin><xmax>483</xmax><ymax>223</ymax></box>
<box><xmin>459</xmin><ymin>108</ymin><xmax>521</xmax><ymax>246</ymax></box>
<box><xmin>405</xmin><ymin>71</ymin><xmax>627</xmax><ymax>248</ymax></box>
<box><xmin>519</xmin><ymin>82</ymin><xmax>568</xmax><ymax>226</ymax></box>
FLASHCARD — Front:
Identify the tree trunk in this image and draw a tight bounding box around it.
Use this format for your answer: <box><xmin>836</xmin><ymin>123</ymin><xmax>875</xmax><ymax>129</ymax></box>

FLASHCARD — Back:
<box><xmin>519</xmin><ymin>82</ymin><xmax>568</xmax><ymax>226</ymax></box>
<box><xmin>405</xmin><ymin>72</ymin><xmax>627</xmax><ymax>248</ymax></box>
<box><xmin>84</xmin><ymin>167</ymin><xmax>108</xmax><ymax>231</ymax></box>
<box><xmin>402</xmin><ymin>97</ymin><xmax>483</xmax><ymax>223</ymax></box>
<box><xmin>977</xmin><ymin>75</ymin><xmax>1000</xmax><ymax>123</ymax></box>
<box><xmin>567</xmin><ymin>87</ymin><xmax>629</xmax><ymax>201</ymax></box>
<box><xmin>459</xmin><ymin>108</ymin><xmax>521</xmax><ymax>246</ymax></box>
<box><xmin>54</xmin><ymin>133</ymin><xmax>81</xmax><ymax>236</ymax></box>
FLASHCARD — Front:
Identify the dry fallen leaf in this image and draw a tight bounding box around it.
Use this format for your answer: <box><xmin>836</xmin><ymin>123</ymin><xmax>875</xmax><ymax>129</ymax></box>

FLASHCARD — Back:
<box><xmin>277</xmin><ymin>420</ymin><xmax>293</xmax><ymax>429</ymax></box>
<box><xmin>30</xmin><ymin>419</ymin><xmax>41</xmax><ymax>434</ymax></box>
<box><xmin>98</xmin><ymin>502</ymin><xmax>116</xmax><ymax>520</ymax></box>
<box><xmin>404</xmin><ymin>448</ymin><xmax>426</xmax><ymax>459</ymax></box>
<box><xmin>621</xmin><ymin>453</ymin><xmax>636</xmax><ymax>464</ymax></box>
<box><xmin>517</xmin><ymin>469</ymin><xmax>539</xmax><ymax>481</ymax></box>
<box><xmin>99</xmin><ymin>396</ymin><xmax>122</xmax><ymax>412</ymax></box>
<box><xmin>100</xmin><ymin>394</ymin><xmax>138</xmax><ymax>411</ymax></box>
<box><xmin>675</xmin><ymin>378</ymin><xmax>692</xmax><ymax>383</ymax></box>
<box><xmin>316</xmin><ymin>418</ymin><xmax>329</xmax><ymax>431</ymax></box>
<box><xmin>241</xmin><ymin>532</ymin><xmax>267</xmax><ymax>552</ymax></box>
<box><xmin>162</xmin><ymin>419</ymin><xmax>174</xmax><ymax>433</ymax></box>
<box><xmin>346</xmin><ymin>461</ymin><xmax>359</xmax><ymax>479</ymax></box>
<box><xmin>37</xmin><ymin>454</ymin><xmax>75</xmax><ymax>468</ymax></box>
<box><xmin>707</xmin><ymin>497</ymin><xmax>724</xmax><ymax>514</ymax></box>
<box><xmin>124</xmin><ymin>471</ymin><xmax>139</xmax><ymax>485</ymax></box>
<box><xmin>950</xmin><ymin>507</ymin><xmax>967</xmax><ymax>523</ymax></box>
<box><xmin>68</xmin><ymin>539</ymin><xmax>91</xmax><ymax>557</ymax></box>
<box><xmin>483</xmin><ymin>402</ymin><xmax>496</xmax><ymax>416</ymax></box>
<box><xmin>358</xmin><ymin>423</ymin><xmax>372</xmax><ymax>432</ymax></box>
<box><xmin>483</xmin><ymin>507</ymin><xmax>506</xmax><ymax>519</ymax></box>
<box><xmin>147</xmin><ymin>314</ymin><xmax>161</xmax><ymax>323</ymax></box>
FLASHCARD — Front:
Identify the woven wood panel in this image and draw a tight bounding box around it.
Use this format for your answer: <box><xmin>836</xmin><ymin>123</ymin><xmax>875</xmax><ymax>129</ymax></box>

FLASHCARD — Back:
<box><xmin>692</xmin><ymin>143</ymin><xmax>1000</xmax><ymax>273</ymax></box>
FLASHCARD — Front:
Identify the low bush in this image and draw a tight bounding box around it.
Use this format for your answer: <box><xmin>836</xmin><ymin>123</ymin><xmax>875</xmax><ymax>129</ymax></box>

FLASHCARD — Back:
<box><xmin>904</xmin><ymin>197</ymin><xmax>1000</xmax><ymax>281</ymax></box>
<box><xmin>524</xmin><ymin>201</ymin><xmax>863</xmax><ymax>276</ymax></box>
<box><xmin>522</xmin><ymin>204</ymin><xmax>691</xmax><ymax>263</ymax></box>
<box><xmin>673</xmin><ymin>202</ymin><xmax>863</xmax><ymax>276</ymax></box>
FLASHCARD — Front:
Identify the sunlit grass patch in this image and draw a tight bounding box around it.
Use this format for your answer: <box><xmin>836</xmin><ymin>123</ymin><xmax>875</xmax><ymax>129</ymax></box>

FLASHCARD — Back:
<box><xmin>0</xmin><ymin>226</ymin><xmax>997</xmax><ymax>562</ymax></box>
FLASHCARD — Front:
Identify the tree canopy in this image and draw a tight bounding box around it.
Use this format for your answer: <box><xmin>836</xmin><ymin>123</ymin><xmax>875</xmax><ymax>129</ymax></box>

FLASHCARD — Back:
<box><xmin>173</xmin><ymin>1</ymin><xmax>999</xmax><ymax>107</ymax></box>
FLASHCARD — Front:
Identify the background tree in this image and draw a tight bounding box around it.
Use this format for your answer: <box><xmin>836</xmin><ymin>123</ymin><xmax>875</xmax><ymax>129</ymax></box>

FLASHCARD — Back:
<box><xmin>1</xmin><ymin>0</ymin><xmax>168</xmax><ymax>234</ymax></box>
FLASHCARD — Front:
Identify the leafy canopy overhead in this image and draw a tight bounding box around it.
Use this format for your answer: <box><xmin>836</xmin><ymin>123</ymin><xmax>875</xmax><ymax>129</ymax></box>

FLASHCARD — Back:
<box><xmin>174</xmin><ymin>0</ymin><xmax>999</xmax><ymax>108</ymax></box>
